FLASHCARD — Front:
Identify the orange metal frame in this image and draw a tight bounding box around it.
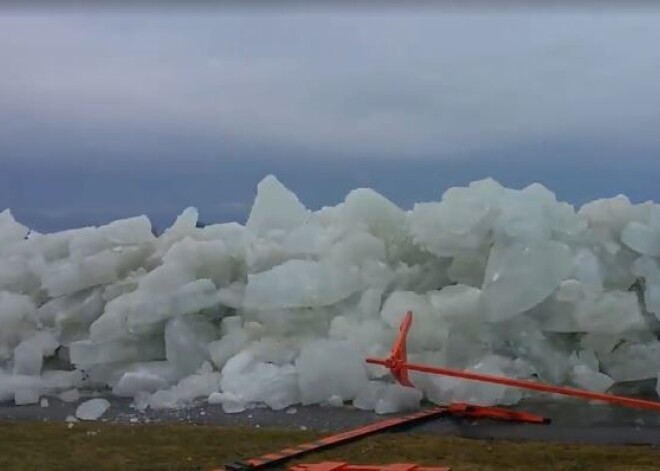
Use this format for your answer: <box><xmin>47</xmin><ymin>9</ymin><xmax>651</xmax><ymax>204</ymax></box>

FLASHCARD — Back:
<box><xmin>367</xmin><ymin>311</ymin><xmax>660</xmax><ymax>413</ymax></box>
<box><xmin>220</xmin><ymin>402</ymin><xmax>547</xmax><ymax>471</ymax></box>
<box><xmin>219</xmin><ymin>308</ymin><xmax>660</xmax><ymax>471</ymax></box>
<box><xmin>222</xmin><ymin>407</ymin><xmax>451</xmax><ymax>471</ymax></box>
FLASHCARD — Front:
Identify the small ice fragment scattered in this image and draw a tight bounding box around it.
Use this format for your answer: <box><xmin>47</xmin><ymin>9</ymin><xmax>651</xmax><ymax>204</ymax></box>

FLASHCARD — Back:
<box><xmin>328</xmin><ymin>395</ymin><xmax>344</xmax><ymax>407</ymax></box>
<box><xmin>222</xmin><ymin>397</ymin><xmax>246</xmax><ymax>414</ymax></box>
<box><xmin>75</xmin><ymin>398</ymin><xmax>110</xmax><ymax>421</ymax></box>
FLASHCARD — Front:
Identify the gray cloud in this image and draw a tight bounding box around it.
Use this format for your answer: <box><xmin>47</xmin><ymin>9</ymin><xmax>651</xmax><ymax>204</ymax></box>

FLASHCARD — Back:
<box><xmin>1</xmin><ymin>11</ymin><xmax>660</xmax><ymax>160</ymax></box>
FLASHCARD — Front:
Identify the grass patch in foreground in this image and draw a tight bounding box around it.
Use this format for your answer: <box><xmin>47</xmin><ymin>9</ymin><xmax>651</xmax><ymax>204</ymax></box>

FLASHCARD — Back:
<box><xmin>0</xmin><ymin>421</ymin><xmax>657</xmax><ymax>471</ymax></box>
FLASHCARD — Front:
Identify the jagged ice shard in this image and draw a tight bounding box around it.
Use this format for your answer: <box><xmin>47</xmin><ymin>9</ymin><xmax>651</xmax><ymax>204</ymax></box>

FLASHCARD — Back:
<box><xmin>2</xmin><ymin>176</ymin><xmax>660</xmax><ymax>415</ymax></box>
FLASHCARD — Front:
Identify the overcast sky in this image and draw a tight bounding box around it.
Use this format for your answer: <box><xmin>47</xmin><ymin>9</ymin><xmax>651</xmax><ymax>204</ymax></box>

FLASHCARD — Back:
<box><xmin>1</xmin><ymin>8</ymin><xmax>659</xmax><ymax>232</ymax></box>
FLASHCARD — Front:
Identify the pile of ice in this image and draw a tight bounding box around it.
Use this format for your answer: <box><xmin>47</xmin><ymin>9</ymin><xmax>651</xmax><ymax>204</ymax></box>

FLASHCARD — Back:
<box><xmin>2</xmin><ymin>175</ymin><xmax>660</xmax><ymax>415</ymax></box>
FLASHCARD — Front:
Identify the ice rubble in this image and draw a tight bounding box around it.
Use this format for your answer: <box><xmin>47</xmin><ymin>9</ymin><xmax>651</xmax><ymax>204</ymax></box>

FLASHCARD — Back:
<box><xmin>3</xmin><ymin>175</ymin><xmax>660</xmax><ymax>415</ymax></box>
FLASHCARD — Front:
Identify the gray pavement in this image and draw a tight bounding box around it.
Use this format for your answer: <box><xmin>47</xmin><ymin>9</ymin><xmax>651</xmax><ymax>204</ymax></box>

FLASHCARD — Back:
<box><xmin>2</xmin><ymin>394</ymin><xmax>660</xmax><ymax>446</ymax></box>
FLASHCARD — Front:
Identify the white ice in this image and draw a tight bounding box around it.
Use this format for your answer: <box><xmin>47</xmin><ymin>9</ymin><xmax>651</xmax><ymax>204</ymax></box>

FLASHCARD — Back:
<box><xmin>75</xmin><ymin>398</ymin><xmax>110</xmax><ymax>420</ymax></box>
<box><xmin>1</xmin><ymin>175</ymin><xmax>660</xmax><ymax>413</ymax></box>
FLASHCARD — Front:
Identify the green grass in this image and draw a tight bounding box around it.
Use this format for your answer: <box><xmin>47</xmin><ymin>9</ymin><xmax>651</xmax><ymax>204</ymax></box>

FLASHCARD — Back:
<box><xmin>0</xmin><ymin>422</ymin><xmax>657</xmax><ymax>471</ymax></box>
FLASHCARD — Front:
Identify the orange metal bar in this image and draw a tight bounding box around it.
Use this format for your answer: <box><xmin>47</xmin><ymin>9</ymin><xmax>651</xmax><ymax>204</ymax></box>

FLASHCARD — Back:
<box><xmin>220</xmin><ymin>402</ymin><xmax>517</xmax><ymax>471</ymax></box>
<box><xmin>221</xmin><ymin>407</ymin><xmax>451</xmax><ymax>471</ymax></box>
<box><xmin>289</xmin><ymin>463</ymin><xmax>451</xmax><ymax>471</ymax></box>
<box><xmin>289</xmin><ymin>464</ymin><xmax>346</xmax><ymax>471</ymax></box>
<box><xmin>446</xmin><ymin>403</ymin><xmax>549</xmax><ymax>424</ymax></box>
<box><xmin>367</xmin><ymin>311</ymin><xmax>660</xmax><ymax>413</ymax></box>
<box><xmin>218</xmin><ymin>312</ymin><xmax>552</xmax><ymax>471</ymax></box>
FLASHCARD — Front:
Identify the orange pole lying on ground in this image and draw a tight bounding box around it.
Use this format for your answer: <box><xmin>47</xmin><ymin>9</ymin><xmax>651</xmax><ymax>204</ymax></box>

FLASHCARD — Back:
<box><xmin>222</xmin><ymin>407</ymin><xmax>453</xmax><ymax>471</ymax></box>
<box><xmin>366</xmin><ymin>311</ymin><xmax>660</xmax><ymax>413</ymax></box>
<box><xmin>289</xmin><ymin>463</ymin><xmax>451</xmax><ymax>471</ymax></box>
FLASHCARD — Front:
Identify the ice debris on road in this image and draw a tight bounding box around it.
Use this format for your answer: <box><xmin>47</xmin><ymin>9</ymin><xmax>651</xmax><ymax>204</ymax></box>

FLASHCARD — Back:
<box><xmin>2</xmin><ymin>175</ymin><xmax>660</xmax><ymax>414</ymax></box>
<box><xmin>75</xmin><ymin>398</ymin><xmax>110</xmax><ymax>421</ymax></box>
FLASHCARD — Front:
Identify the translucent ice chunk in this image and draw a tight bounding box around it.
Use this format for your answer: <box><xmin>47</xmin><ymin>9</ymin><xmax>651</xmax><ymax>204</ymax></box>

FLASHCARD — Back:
<box><xmin>621</xmin><ymin>221</ymin><xmax>660</xmax><ymax>256</ymax></box>
<box><xmin>165</xmin><ymin>315</ymin><xmax>217</xmax><ymax>376</ymax></box>
<box><xmin>13</xmin><ymin>340</ymin><xmax>43</xmax><ymax>376</ymax></box>
<box><xmin>296</xmin><ymin>339</ymin><xmax>368</xmax><ymax>405</ymax></box>
<box><xmin>208</xmin><ymin>330</ymin><xmax>250</xmax><ymax>370</ymax></box>
<box><xmin>125</xmin><ymin>279</ymin><xmax>220</xmax><ymax>334</ymax></box>
<box><xmin>75</xmin><ymin>398</ymin><xmax>110</xmax><ymax>420</ymax></box>
<box><xmin>42</xmin><ymin>246</ymin><xmax>151</xmax><ymax>297</ymax></box>
<box><xmin>602</xmin><ymin>341</ymin><xmax>660</xmax><ymax>382</ymax></box>
<box><xmin>570</xmin><ymin>365</ymin><xmax>614</xmax><ymax>392</ymax></box>
<box><xmin>113</xmin><ymin>371</ymin><xmax>169</xmax><ymax>397</ymax></box>
<box><xmin>244</xmin><ymin>260</ymin><xmax>363</xmax><ymax>310</ymax></box>
<box><xmin>69</xmin><ymin>337</ymin><xmax>164</xmax><ymax>366</ymax></box>
<box><xmin>374</xmin><ymin>384</ymin><xmax>422</xmax><ymax>414</ymax></box>
<box><xmin>246</xmin><ymin>175</ymin><xmax>311</xmax><ymax>236</ymax></box>
<box><xmin>575</xmin><ymin>291</ymin><xmax>645</xmax><ymax>334</ymax></box>
<box><xmin>353</xmin><ymin>381</ymin><xmax>388</xmax><ymax>411</ymax></box>
<box><xmin>0</xmin><ymin>209</ymin><xmax>29</xmax><ymax>247</ymax></box>
<box><xmin>481</xmin><ymin>240</ymin><xmax>573</xmax><ymax>321</ymax></box>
